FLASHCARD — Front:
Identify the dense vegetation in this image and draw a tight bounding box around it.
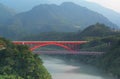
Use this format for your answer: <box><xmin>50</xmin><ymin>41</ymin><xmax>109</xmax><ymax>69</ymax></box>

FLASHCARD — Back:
<box><xmin>21</xmin><ymin>32</ymin><xmax>77</xmax><ymax>41</ymax></box>
<box><xmin>98</xmin><ymin>37</ymin><xmax>120</xmax><ymax>78</ymax></box>
<box><xmin>80</xmin><ymin>36</ymin><xmax>120</xmax><ymax>78</ymax></box>
<box><xmin>22</xmin><ymin>23</ymin><xmax>119</xmax><ymax>41</ymax></box>
<box><xmin>76</xmin><ymin>24</ymin><xmax>120</xmax><ymax>78</ymax></box>
<box><xmin>0</xmin><ymin>37</ymin><xmax>51</xmax><ymax>79</ymax></box>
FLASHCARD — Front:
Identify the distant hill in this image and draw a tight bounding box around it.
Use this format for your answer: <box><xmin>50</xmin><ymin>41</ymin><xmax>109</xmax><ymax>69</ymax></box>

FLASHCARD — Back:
<box><xmin>76</xmin><ymin>23</ymin><xmax>120</xmax><ymax>41</ymax></box>
<box><xmin>78</xmin><ymin>23</ymin><xmax>114</xmax><ymax>38</ymax></box>
<box><xmin>8</xmin><ymin>2</ymin><xmax>116</xmax><ymax>34</ymax></box>
<box><xmin>0</xmin><ymin>3</ymin><xmax>15</xmax><ymax>24</ymax></box>
<box><xmin>0</xmin><ymin>2</ymin><xmax>118</xmax><ymax>39</ymax></box>
<box><xmin>0</xmin><ymin>3</ymin><xmax>16</xmax><ymax>38</ymax></box>
<box><xmin>78</xmin><ymin>1</ymin><xmax>120</xmax><ymax>28</ymax></box>
<box><xmin>21</xmin><ymin>23</ymin><xmax>120</xmax><ymax>41</ymax></box>
<box><xmin>1</xmin><ymin>0</ymin><xmax>120</xmax><ymax>28</ymax></box>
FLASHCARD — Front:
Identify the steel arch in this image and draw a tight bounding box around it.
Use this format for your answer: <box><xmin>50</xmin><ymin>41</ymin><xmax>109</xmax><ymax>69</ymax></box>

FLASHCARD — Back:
<box><xmin>30</xmin><ymin>43</ymin><xmax>73</xmax><ymax>51</ymax></box>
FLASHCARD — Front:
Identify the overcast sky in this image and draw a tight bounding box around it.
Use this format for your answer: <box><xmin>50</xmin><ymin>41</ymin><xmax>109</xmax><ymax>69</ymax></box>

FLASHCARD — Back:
<box><xmin>87</xmin><ymin>0</ymin><xmax>120</xmax><ymax>13</ymax></box>
<box><xmin>0</xmin><ymin>0</ymin><xmax>120</xmax><ymax>13</ymax></box>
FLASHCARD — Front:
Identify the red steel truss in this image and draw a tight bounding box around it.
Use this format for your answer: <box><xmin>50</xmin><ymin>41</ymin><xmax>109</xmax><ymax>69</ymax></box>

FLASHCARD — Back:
<box><xmin>13</xmin><ymin>41</ymin><xmax>87</xmax><ymax>51</ymax></box>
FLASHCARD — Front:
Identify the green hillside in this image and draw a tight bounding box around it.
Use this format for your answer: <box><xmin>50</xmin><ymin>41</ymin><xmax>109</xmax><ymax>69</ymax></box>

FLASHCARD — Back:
<box><xmin>21</xmin><ymin>23</ymin><xmax>119</xmax><ymax>41</ymax></box>
<box><xmin>0</xmin><ymin>37</ymin><xmax>51</xmax><ymax>79</ymax></box>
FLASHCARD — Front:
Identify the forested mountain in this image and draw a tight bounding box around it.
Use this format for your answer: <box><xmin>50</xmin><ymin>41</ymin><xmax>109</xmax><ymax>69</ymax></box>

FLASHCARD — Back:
<box><xmin>0</xmin><ymin>2</ymin><xmax>118</xmax><ymax>39</ymax></box>
<box><xmin>0</xmin><ymin>0</ymin><xmax>120</xmax><ymax>27</ymax></box>
<box><xmin>21</xmin><ymin>23</ymin><xmax>119</xmax><ymax>41</ymax></box>
<box><xmin>8</xmin><ymin>2</ymin><xmax>116</xmax><ymax>35</ymax></box>
<box><xmin>0</xmin><ymin>3</ymin><xmax>15</xmax><ymax>24</ymax></box>
<box><xmin>1</xmin><ymin>0</ymin><xmax>120</xmax><ymax>28</ymax></box>
<box><xmin>0</xmin><ymin>3</ymin><xmax>16</xmax><ymax>39</ymax></box>
<box><xmin>77</xmin><ymin>23</ymin><xmax>117</xmax><ymax>40</ymax></box>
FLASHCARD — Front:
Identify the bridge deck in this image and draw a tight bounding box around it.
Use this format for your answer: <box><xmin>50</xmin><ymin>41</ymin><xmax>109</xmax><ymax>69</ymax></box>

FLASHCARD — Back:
<box><xmin>13</xmin><ymin>41</ymin><xmax>88</xmax><ymax>44</ymax></box>
<box><xmin>13</xmin><ymin>41</ymin><xmax>87</xmax><ymax>42</ymax></box>
<box><xmin>33</xmin><ymin>51</ymin><xmax>104</xmax><ymax>55</ymax></box>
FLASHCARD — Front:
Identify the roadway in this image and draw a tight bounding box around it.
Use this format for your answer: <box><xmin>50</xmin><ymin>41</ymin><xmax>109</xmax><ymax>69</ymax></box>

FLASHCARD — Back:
<box><xmin>33</xmin><ymin>51</ymin><xmax>104</xmax><ymax>55</ymax></box>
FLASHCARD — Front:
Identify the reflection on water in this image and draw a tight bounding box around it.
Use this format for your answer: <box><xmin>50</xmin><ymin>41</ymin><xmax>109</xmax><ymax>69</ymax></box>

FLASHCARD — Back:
<box><xmin>41</xmin><ymin>56</ymin><xmax>115</xmax><ymax>79</ymax></box>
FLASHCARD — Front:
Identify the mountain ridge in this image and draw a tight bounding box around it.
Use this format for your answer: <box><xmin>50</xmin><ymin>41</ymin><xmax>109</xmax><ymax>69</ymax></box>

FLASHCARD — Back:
<box><xmin>78</xmin><ymin>1</ymin><xmax>120</xmax><ymax>28</ymax></box>
<box><xmin>0</xmin><ymin>3</ymin><xmax>15</xmax><ymax>24</ymax></box>
<box><xmin>0</xmin><ymin>0</ymin><xmax>120</xmax><ymax>28</ymax></box>
<box><xmin>0</xmin><ymin>2</ymin><xmax>118</xmax><ymax>39</ymax></box>
<box><xmin>9</xmin><ymin>2</ymin><xmax>117</xmax><ymax>33</ymax></box>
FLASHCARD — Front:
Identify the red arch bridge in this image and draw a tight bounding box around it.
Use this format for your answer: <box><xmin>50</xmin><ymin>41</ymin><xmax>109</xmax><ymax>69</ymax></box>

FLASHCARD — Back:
<box><xmin>13</xmin><ymin>41</ymin><xmax>104</xmax><ymax>55</ymax></box>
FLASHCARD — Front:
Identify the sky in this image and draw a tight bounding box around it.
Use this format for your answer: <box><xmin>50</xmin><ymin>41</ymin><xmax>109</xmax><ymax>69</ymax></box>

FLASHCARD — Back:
<box><xmin>0</xmin><ymin>0</ymin><xmax>120</xmax><ymax>13</ymax></box>
<box><xmin>87</xmin><ymin>0</ymin><xmax>120</xmax><ymax>13</ymax></box>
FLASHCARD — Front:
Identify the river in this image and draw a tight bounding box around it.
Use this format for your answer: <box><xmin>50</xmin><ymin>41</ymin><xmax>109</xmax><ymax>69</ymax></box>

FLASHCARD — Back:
<box><xmin>40</xmin><ymin>55</ymin><xmax>115</xmax><ymax>79</ymax></box>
